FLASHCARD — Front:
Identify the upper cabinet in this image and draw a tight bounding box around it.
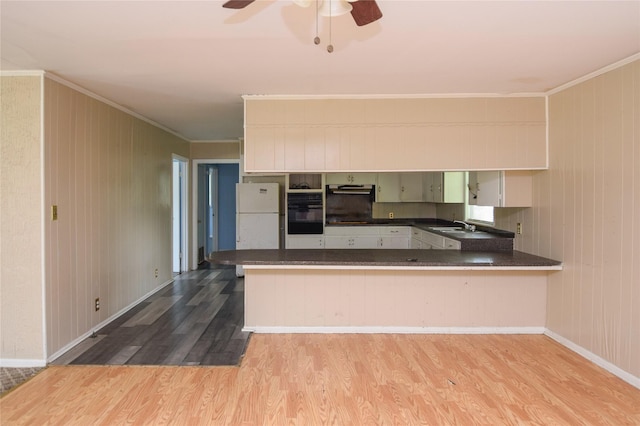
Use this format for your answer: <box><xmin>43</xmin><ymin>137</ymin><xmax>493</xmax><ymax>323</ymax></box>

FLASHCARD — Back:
<box><xmin>468</xmin><ymin>171</ymin><xmax>533</xmax><ymax>207</ymax></box>
<box><xmin>244</xmin><ymin>96</ymin><xmax>547</xmax><ymax>173</ymax></box>
<box><xmin>325</xmin><ymin>173</ymin><xmax>377</xmax><ymax>185</ymax></box>
<box><xmin>376</xmin><ymin>172</ymin><xmax>464</xmax><ymax>203</ymax></box>
<box><xmin>375</xmin><ymin>173</ymin><xmax>401</xmax><ymax>202</ymax></box>
<box><xmin>399</xmin><ymin>173</ymin><xmax>425</xmax><ymax>202</ymax></box>
<box><xmin>424</xmin><ymin>172</ymin><xmax>465</xmax><ymax>203</ymax></box>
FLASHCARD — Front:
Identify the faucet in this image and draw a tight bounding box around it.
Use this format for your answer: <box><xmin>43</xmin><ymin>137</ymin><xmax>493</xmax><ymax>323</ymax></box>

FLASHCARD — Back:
<box><xmin>454</xmin><ymin>220</ymin><xmax>476</xmax><ymax>232</ymax></box>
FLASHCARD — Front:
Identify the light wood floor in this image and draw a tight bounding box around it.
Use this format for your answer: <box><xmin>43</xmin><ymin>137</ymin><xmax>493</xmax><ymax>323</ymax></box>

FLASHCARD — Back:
<box><xmin>1</xmin><ymin>334</ymin><xmax>639</xmax><ymax>425</ymax></box>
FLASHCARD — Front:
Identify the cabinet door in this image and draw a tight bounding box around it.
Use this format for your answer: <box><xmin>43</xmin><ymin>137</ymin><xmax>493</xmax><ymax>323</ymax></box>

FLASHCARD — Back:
<box><xmin>324</xmin><ymin>236</ymin><xmax>354</xmax><ymax>248</ymax></box>
<box><xmin>423</xmin><ymin>173</ymin><xmax>434</xmax><ymax>202</ymax></box>
<box><xmin>442</xmin><ymin>172</ymin><xmax>465</xmax><ymax>203</ymax></box>
<box><xmin>468</xmin><ymin>171</ymin><xmax>501</xmax><ymax>206</ymax></box>
<box><xmin>399</xmin><ymin>173</ymin><xmax>425</xmax><ymax>201</ymax></box>
<box><xmin>422</xmin><ymin>231</ymin><xmax>446</xmax><ymax>249</ymax></box>
<box><xmin>376</xmin><ymin>173</ymin><xmax>401</xmax><ymax>202</ymax></box>
<box><xmin>351</xmin><ymin>236</ymin><xmax>381</xmax><ymax>249</ymax></box>
<box><xmin>430</xmin><ymin>172</ymin><xmax>444</xmax><ymax>203</ymax></box>
<box><xmin>380</xmin><ymin>236</ymin><xmax>410</xmax><ymax>249</ymax></box>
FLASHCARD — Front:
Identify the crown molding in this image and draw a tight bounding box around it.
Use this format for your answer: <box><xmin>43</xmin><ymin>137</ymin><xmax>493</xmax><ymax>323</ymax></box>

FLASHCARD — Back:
<box><xmin>546</xmin><ymin>52</ymin><xmax>640</xmax><ymax>96</ymax></box>
<box><xmin>43</xmin><ymin>71</ymin><xmax>192</xmax><ymax>142</ymax></box>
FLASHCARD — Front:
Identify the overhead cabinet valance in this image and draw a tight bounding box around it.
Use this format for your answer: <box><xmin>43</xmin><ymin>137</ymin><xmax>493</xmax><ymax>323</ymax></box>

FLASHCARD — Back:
<box><xmin>244</xmin><ymin>97</ymin><xmax>547</xmax><ymax>172</ymax></box>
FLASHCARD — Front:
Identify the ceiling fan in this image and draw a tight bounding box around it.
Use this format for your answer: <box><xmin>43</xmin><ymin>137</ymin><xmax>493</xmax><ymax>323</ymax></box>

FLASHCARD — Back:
<box><xmin>222</xmin><ymin>0</ymin><xmax>383</xmax><ymax>27</ymax></box>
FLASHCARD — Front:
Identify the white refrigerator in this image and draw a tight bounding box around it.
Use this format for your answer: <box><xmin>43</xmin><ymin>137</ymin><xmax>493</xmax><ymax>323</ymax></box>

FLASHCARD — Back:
<box><xmin>236</xmin><ymin>183</ymin><xmax>280</xmax><ymax>276</ymax></box>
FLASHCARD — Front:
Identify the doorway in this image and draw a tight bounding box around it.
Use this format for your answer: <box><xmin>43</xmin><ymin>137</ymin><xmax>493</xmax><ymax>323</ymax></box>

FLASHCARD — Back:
<box><xmin>192</xmin><ymin>160</ymin><xmax>240</xmax><ymax>268</ymax></box>
<box><xmin>172</xmin><ymin>155</ymin><xmax>188</xmax><ymax>274</ymax></box>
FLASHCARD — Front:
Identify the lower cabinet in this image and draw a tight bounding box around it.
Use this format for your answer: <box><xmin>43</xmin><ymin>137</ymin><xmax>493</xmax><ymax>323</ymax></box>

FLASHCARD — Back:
<box><xmin>324</xmin><ymin>235</ymin><xmax>380</xmax><ymax>249</ymax></box>
<box><xmin>412</xmin><ymin>228</ymin><xmax>461</xmax><ymax>250</ymax></box>
<box><xmin>324</xmin><ymin>226</ymin><xmax>411</xmax><ymax>249</ymax></box>
<box><xmin>286</xmin><ymin>226</ymin><xmax>461</xmax><ymax>250</ymax></box>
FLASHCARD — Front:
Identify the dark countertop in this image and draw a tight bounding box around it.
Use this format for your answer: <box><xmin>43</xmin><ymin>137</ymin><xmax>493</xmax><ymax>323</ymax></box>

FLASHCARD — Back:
<box><xmin>210</xmin><ymin>249</ymin><xmax>562</xmax><ymax>269</ymax></box>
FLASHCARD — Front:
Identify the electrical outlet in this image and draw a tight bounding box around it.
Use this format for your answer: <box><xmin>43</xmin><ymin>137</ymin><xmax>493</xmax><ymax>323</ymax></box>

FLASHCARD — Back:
<box><xmin>516</xmin><ymin>223</ymin><xmax>522</xmax><ymax>235</ymax></box>
<box><xmin>51</xmin><ymin>205</ymin><xmax>58</xmax><ymax>221</ymax></box>
<box><xmin>154</xmin><ymin>268</ymin><xmax>159</xmax><ymax>278</ymax></box>
<box><xmin>94</xmin><ymin>298</ymin><xmax>100</xmax><ymax>311</ymax></box>
<box><xmin>388</xmin><ymin>212</ymin><xmax>394</xmax><ymax>219</ymax></box>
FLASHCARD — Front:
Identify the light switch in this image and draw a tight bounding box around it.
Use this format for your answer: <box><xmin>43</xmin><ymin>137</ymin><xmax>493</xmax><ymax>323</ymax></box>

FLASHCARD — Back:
<box><xmin>52</xmin><ymin>205</ymin><xmax>58</xmax><ymax>221</ymax></box>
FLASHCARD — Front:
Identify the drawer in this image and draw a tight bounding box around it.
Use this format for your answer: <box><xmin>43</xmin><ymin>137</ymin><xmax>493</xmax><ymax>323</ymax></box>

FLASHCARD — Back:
<box><xmin>325</xmin><ymin>226</ymin><xmax>380</xmax><ymax>236</ymax></box>
<box><xmin>378</xmin><ymin>226</ymin><xmax>411</xmax><ymax>236</ymax></box>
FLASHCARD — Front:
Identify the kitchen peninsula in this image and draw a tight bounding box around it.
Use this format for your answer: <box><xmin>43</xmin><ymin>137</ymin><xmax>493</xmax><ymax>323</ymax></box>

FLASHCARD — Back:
<box><xmin>210</xmin><ymin>248</ymin><xmax>561</xmax><ymax>334</ymax></box>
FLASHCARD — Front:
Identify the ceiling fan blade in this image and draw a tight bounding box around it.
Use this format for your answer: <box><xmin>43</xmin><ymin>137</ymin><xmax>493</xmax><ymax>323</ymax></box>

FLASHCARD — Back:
<box><xmin>222</xmin><ymin>0</ymin><xmax>256</xmax><ymax>9</ymax></box>
<box><xmin>350</xmin><ymin>0</ymin><xmax>383</xmax><ymax>26</ymax></box>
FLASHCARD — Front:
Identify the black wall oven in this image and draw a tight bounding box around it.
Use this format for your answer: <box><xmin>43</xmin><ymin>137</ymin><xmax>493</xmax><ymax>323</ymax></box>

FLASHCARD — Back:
<box><xmin>287</xmin><ymin>192</ymin><xmax>324</xmax><ymax>235</ymax></box>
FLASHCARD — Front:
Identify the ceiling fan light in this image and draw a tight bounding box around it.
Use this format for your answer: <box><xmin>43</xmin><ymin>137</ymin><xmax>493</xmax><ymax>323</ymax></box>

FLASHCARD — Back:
<box><xmin>318</xmin><ymin>0</ymin><xmax>353</xmax><ymax>17</ymax></box>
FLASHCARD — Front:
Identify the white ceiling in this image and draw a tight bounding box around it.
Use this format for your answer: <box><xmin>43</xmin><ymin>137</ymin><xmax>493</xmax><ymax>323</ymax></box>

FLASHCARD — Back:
<box><xmin>2</xmin><ymin>1</ymin><xmax>639</xmax><ymax>141</ymax></box>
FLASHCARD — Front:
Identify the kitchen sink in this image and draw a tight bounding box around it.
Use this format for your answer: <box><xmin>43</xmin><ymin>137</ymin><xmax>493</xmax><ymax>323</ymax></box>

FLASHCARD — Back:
<box><xmin>429</xmin><ymin>227</ymin><xmax>464</xmax><ymax>232</ymax></box>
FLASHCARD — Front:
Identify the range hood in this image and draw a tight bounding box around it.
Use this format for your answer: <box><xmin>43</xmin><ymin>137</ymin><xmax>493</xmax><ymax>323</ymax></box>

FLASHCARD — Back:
<box><xmin>328</xmin><ymin>184</ymin><xmax>374</xmax><ymax>195</ymax></box>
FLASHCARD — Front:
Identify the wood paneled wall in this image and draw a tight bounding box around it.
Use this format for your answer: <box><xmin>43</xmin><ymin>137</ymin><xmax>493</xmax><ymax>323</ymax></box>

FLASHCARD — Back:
<box><xmin>0</xmin><ymin>75</ymin><xmax>45</xmax><ymax>362</ymax></box>
<box><xmin>43</xmin><ymin>78</ymin><xmax>190</xmax><ymax>357</ymax></box>
<box><xmin>244</xmin><ymin>96</ymin><xmax>547</xmax><ymax>172</ymax></box>
<box><xmin>245</xmin><ymin>269</ymin><xmax>548</xmax><ymax>330</ymax></box>
<box><xmin>497</xmin><ymin>60</ymin><xmax>640</xmax><ymax>381</ymax></box>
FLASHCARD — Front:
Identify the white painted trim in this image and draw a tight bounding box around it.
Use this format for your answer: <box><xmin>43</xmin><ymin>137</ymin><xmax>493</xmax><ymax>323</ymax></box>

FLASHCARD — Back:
<box><xmin>545</xmin><ymin>95</ymin><xmax>550</xmax><ymax>169</ymax></box>
<box><xmin>0</xmin><ymin>358</ymin><xmax>47</xmax><ymax>368</ymax></box>
<box><xmin>46</xmin><ymin>278</ymin><xmax>174</xmax><ymax>363</ymax></box>
<box><xmin>242</xmin><ymin>93</ymin><xmax>546</xmax><ymax>101</ymax></box>
<box><xmin>242</xmin><ymin>264</ymin><xmax>562</xmax><ymax>271</ymax></box>
<box><xmin>244</xmin><ymin>326</ymin><xmax>546</xmax><ymax>334</ymax></box>
<box><xmin>172</xmin><ymin>154</ymin><xmax>190</xmax><ymax>273</ymax></box>
<box><xmin>0</xmin><ymin>70</ymin><xmax>45</xmax><ymax>77</ymax></box>
<box><xmin>544</xmin><ymin>330</ymin><xmax>640</xmax><ymax>390</ymax></box>
<box><xmin>39</xmin><ymin>72</ymin><xmax>48</xmax><ymax>361</ymax></box>
<box><xmin>546</xmin><ymin>53</ymin><xmax>640</xmax><ymax>96</ymax></box>
<box><xmin>191</xmin><ymin>159</ymin><xmax>241</xmax><ymax>270</ymax></box>
<box><xmin>247</xmin><ymin>167</ymin><xmax>549</xmax><ymax>174</ymax></box>
<box><xmin>43</xmin><ymin>72</ymin><xmax>191</xmax><ymax>142</ymax></box>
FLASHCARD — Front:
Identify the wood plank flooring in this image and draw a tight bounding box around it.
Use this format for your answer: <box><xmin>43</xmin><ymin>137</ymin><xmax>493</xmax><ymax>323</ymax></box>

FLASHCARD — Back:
<box><xmin>51</xmin><ymin>264</ymin><xmax>250</xmax><ymax>366</ymax></box>
<box><xmin>2</xmin><ymin>334</ymin><xmax>639</xmax><ymax>424</ymax></box>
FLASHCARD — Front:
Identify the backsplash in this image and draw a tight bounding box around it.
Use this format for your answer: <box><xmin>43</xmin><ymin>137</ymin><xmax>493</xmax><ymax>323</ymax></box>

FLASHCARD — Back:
<box><xmin>372</xmin><ymin>202</ymin><xmax>437</xmax><ymax>219</ymax></box>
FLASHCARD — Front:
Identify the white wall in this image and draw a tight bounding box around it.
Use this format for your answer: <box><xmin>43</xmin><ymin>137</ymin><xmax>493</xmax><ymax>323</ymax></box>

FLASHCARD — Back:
<box><xmin>0</xmin><ymin>75</ymin><xmax>46</xmax><ymax>364</ymax></box>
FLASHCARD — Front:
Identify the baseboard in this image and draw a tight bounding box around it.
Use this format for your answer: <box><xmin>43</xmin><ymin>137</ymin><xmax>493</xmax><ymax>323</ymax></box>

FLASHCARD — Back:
<box><xmin>544</xmin><ymin>329</ymin><xmax>640</xmax><ymax>390</ymax></box>
<box><xmin>244</xmin><ymin>326</ymin><xmax>546</xmax><ymax>334</ymax></box>
<box><xmin>0</xmin><ymin>358</ymin><xmax>47</xmax><ymax>368</ymax></box>
<box><xmin>47</xmin><ymin>278</ymin><xmax>175</xmax><ymax>363</ymax></box>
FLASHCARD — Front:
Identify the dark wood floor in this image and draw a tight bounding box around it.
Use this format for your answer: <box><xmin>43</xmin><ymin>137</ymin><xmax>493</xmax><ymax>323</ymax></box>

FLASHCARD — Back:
<box><xmin>51</xmin><ymin>263</ymin><xmax>250</xmax><ymax>366</ymax></box>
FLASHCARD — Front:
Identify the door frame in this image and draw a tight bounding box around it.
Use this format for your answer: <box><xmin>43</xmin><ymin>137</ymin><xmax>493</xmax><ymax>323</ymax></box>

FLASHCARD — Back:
<box><xmin>172</xmin><ymin>154</ymin><xmax>189</xmax><ymax>274</ymax></box>
<box><xmin>191</xmin><ymin>158</ymin><xmax>241</xmax><ymax>270</ymax></box>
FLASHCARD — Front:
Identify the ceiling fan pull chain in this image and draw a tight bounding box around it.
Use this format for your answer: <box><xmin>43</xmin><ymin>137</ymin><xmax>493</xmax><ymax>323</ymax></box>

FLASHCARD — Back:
<box><xmin>327</xmin><ymin>0</ymin><xmax>334</xmax><ymax>52</ymax></box>
<box><xmin>314</xmin><ymin>0</ymin><xmax>320</xmax><ymax>45</ymax></box>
